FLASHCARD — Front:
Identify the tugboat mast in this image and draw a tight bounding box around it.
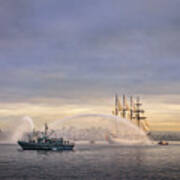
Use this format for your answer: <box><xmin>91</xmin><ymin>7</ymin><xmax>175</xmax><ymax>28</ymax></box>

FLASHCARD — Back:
<box><xmin>44</xmin><ymin>123</ymin><xmax>48</xmax><ymax>137</ymax></box>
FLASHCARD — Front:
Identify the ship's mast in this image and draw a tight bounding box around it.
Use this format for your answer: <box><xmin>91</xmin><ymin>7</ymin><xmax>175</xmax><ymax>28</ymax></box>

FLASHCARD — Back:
<box><xmin>122</xmin><ymin>95</ymin><xmax>127</xmax><ymax>118</ymax></box>
<box><xmin>129</xmin><ymin>96</ymin><xmax>133</xmax><ymax>121</ymax></box>
<box><xmin>115</xmin><ymin>94</ymin><xmax>119</xmax><ymax>116</ymax></box>
<box><xmin>134</xmin><ymin>97</ymin><xmax>146</xmax><ymax>127</ymax></box>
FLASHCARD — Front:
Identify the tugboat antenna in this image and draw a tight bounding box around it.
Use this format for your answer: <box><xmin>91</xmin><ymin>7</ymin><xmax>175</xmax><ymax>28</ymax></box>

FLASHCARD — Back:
<box><xmin>45</xmin><ymin>122</ymin><xmax>48</xmax><ymax>136</ymax></box>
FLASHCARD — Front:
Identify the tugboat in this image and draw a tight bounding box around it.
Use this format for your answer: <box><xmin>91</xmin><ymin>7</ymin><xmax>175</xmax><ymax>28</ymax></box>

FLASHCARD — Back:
<box><xmin>18</xmin><ymin>123</ymin><xmax>75</xmax><ymax>151</ymax></box>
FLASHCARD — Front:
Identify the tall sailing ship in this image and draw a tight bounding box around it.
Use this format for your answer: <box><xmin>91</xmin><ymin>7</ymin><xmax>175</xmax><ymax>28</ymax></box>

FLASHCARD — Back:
<box><xmin>112</xmin><ymin>94</ymin><xmax>150</xmax><ymax>135</ymax></box>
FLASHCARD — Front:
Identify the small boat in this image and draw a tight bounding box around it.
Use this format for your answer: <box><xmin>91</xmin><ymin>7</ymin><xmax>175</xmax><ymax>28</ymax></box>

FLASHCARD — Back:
<box><xmin>158</xmin><ymin>140</ymin><xmax>168</xmax><ymax>145</ymax></box>
<box><xmin>18</xmin><ymin>123</ymin><xmax>75</xmax><ymax>151</ymax></box>
<box><xmin>89</xmin><ymin>140</ymin><xmax>95</xmax><ymax>144</ymax></box>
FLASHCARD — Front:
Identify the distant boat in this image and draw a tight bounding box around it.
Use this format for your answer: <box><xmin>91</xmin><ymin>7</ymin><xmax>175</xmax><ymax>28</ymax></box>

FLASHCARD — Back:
<box><xmin>89</xmin><ymin>140</ymin><xmax>95</xmax><ymax>144</ymax></box>
<box><xmin>18</xmin><ymin>123</ymin><xmax>74</xmax><ymax>151</ymax></box>
<box><xmin>158</xmin><ymin>140</ymin><xmax>168</xmax><ymax>145</ymax></box>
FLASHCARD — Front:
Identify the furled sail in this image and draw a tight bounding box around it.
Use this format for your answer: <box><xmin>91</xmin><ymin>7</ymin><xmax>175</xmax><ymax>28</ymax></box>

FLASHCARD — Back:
<box><xmin>125</xmin><ymin>98</ymin><xmax>130</xmax><ymax>111</ymax></box>
<box><xmin>117</xmin><ymin>97</ymin><xmax>122</xmax><ymax>111</ymax></box>
<box><xmin>113</xmin><ymin>94</ymin><xmax>123</xmax><ymax>116</ymax></box>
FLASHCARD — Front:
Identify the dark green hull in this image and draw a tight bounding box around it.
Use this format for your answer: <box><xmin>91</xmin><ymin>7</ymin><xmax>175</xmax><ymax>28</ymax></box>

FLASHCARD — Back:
<box><xmin>18</xmin><ymin>141</ymin><xmax>74</xmax><ymax>151</ymax></box>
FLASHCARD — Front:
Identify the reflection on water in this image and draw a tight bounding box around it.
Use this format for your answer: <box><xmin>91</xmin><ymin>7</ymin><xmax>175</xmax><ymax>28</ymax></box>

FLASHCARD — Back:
<box><xmin>0</xmin><ymin>144</ymin><xmax>180</xmax><ymax>180</ymax></box>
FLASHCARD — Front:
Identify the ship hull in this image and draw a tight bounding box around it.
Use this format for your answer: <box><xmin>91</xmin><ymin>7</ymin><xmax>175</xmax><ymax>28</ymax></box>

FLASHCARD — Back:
<box><xmin>18</xmin><ymin>141</ymin><xmax>74</xmax><ymax>151</ymax></box>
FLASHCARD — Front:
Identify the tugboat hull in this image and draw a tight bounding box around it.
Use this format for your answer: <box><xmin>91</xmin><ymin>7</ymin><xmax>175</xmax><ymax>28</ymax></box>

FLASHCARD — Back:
<box><xmin>18</xmin><ymin>141</ymin><xmax>74</xmax><ymax>151</ymax></box>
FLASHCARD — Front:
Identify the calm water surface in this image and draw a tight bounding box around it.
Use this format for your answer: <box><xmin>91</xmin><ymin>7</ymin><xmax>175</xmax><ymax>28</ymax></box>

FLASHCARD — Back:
<box><xmin>0</xmin><ymin>143</ymin><xmax>180</xmax><ymax>180</ymax></box>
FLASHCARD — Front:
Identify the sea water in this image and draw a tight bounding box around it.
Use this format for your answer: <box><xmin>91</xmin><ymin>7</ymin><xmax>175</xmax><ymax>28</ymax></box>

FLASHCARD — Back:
<box><xmin>0</xmin><ymin>143</ymin><xmax>180</xmax><ymax>180</ymax></box>
<box><xmin>1</xmin><ymin>115</ymin><xmax>180</xmax><ymax>179</ymax></box>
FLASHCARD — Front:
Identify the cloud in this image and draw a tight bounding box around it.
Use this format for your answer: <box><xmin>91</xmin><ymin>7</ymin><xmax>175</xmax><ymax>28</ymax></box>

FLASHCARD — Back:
<box><xmin>0</xmin><ymin>0</ymin><xmax>180</xmax><ymax>130</ymax></box>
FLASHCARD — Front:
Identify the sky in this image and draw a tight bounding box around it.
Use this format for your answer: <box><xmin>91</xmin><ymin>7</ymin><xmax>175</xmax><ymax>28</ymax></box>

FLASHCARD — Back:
<box><xmin>0</xmin><ymin>0</ymin><xmax>180</xmax><ymax>131</ymax></box>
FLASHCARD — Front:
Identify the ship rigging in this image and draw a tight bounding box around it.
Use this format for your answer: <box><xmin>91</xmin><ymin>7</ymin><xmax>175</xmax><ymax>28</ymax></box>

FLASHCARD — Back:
<box><xmin>112</xmin><ymin>94</ymin><xmax>150</xmax><ymax>134</ymax></box>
